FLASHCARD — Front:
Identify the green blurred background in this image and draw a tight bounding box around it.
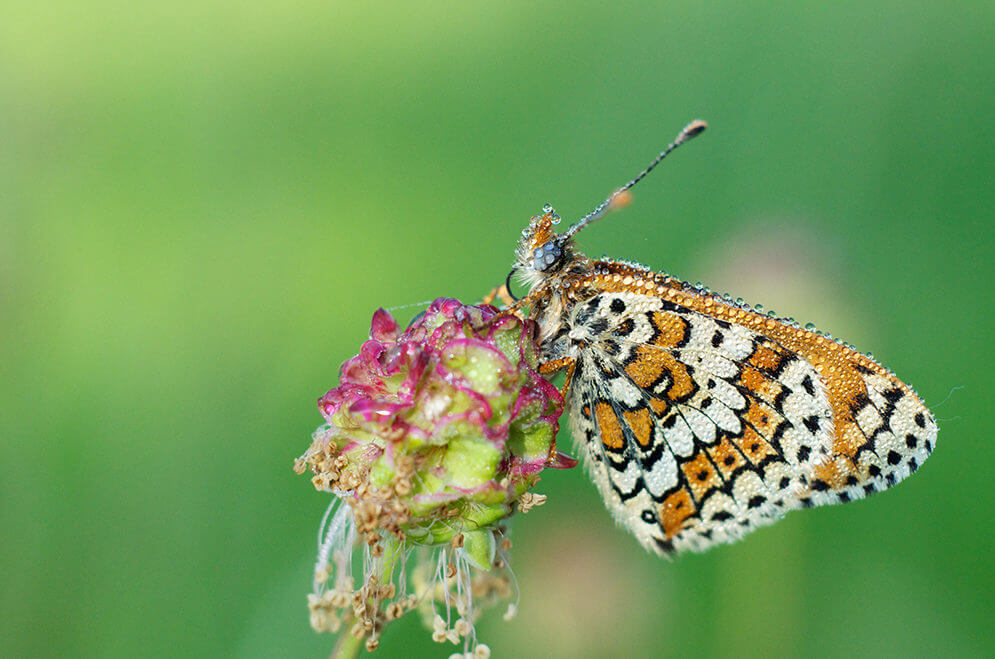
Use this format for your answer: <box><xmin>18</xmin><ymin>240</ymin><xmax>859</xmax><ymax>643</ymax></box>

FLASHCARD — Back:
<box><xmin>2</xmin><ymin>2</ymin><xmax>992</xmax><ymax>657</ymax></box>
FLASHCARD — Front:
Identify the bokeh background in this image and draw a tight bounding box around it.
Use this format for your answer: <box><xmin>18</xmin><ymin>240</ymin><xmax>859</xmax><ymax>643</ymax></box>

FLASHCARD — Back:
<box><xmin>2</xmin><ymin>2</ymin><xmax>992</xmax><ymax>657</ymax></box>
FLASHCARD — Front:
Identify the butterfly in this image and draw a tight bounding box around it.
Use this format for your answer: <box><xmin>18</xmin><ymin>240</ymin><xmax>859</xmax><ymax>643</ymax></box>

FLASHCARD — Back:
<box><xmin>503</xmin><ymin>121</ymin><xmax>938</xmax><ymax>555</ymax></box>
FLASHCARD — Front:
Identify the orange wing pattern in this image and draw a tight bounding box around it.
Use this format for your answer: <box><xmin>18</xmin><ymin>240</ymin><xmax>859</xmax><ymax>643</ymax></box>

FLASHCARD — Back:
<box><xmin>541</xmin><ymin>260</ymin><xmax>937</xmax><ymax>555</ymax></box>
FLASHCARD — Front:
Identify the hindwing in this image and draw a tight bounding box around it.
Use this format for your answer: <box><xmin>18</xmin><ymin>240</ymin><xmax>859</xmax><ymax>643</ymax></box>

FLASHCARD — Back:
<box><xmin>559</xmin><ymin>281</ymin><xmax>937</xmax><ymax>555</ymax></box>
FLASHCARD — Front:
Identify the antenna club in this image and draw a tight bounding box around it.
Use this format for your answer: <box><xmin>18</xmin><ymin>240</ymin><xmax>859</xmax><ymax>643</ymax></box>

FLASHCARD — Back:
<box><xmin>682</xmin><ymin>120</ymin><xmax>708</xmax><ymax>141</ymax></box>
<box><xmin>563</xmin><ymin>119</ymin><xmax>708</xmax><ymax>239</ymax></box>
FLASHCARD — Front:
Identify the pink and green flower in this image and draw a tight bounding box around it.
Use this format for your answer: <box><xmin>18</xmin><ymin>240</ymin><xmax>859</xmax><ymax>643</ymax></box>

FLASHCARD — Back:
<box><xmin>295</xmin><ymin>298</ymin><xmax>573</xmax><ymax>655</ymax></box>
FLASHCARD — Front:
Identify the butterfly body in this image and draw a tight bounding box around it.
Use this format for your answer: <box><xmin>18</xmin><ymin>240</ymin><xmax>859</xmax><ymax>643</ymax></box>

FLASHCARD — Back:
<box><xmin>510</xmin><ymin>125</ymin><xmax>937</xmax><ymax>555</ymax></box>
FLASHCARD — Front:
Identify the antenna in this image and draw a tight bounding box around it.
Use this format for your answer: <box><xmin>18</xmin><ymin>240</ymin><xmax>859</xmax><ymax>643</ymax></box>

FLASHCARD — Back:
<box><xmin>563</xmin><ymin>119</ymin><xmax>707</xmax><ymax>238</ymax></box>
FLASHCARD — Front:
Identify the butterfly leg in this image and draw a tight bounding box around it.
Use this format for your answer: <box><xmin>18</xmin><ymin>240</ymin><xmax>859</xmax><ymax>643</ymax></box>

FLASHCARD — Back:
<box><xmin>481</xmin><ymin>283</ymin><xmax>516</xmax><ymax>308</ymax></box>
<box><xmin>539</xmin><ymin>357</ymin><xmax>577</xmax><ymax>401</ymax></box>
<box><xmin>538</xmin><ymin>357</ymin><xmax>577</xmax><ymax>468</ymax></box>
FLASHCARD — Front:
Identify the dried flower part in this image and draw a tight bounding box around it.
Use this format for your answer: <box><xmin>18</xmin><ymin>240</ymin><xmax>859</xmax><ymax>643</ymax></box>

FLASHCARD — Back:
<box><xmin>296</xmin><ymin>298</ymin><xmax>575</xmax><ymax>653</ymax></box>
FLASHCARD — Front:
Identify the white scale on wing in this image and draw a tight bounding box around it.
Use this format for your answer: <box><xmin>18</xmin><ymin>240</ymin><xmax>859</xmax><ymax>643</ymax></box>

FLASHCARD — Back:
<box><xmin>643</xmin><ymin>447</ymin><xmax>679</xmax><ymax>499</ymax></box>
<box><xmin>658</xmin><ymin>413</ymin><xmax>696</xmax><ymax>457</ymax></box>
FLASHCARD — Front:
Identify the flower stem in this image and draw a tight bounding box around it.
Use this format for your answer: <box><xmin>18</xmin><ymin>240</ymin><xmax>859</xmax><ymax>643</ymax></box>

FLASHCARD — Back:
<box><xmin>330</xmin><ymin>537</ymin><xmax>405</xmax><ymax>659</ymax></box>
<box><xmin>378</xmin><ymin>535</ymin><xmax>403</xmax><ymax>590</ymax></box>
<box><xmin>330</xmin><ymin>625</ymin><xmax>364</xmax><ymax>659</ymax></box>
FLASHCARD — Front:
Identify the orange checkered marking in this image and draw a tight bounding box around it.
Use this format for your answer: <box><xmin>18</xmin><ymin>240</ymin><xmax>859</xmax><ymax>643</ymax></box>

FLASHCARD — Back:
<box><xmin>682</xmin><ymin>451</ymin><xmax>723</xmax><ymax>503</ymax></box>
<box><xmin>647</xmin><ymin>396</ymin><xmax>670</xmax><ymax>416</ymax></box>
<box><xmin>741</xmin><ymin>398</ymin><xmax>780</xmax><ymax>438</ymax></box>
<box><xmin>738</xmin><ymin>364</ymin><xmax>783</xmax><ymax>403</ymax></box>
<box><xmin>622</xmin><ymin>407</ymin><xmax>654</xmax><ymax>448</ymax></box>
<box><xmin>707</xmin><ymin>437</ymin><xmax>746</xmax><ymax>480</ymax></box>
<box><xmin>812</xmin><ymin>460</ymin><xmax>847</xmax><ymax>489</ymax></box>
<box><xmin>731</xmin><ymin>424</ymin><xmax>779</xmax><ymax>466</ymax></box>
<box><xmin>660</xmin><ymin>488</ymin><xmax>696</xmax><ymax>538</ymax></box>
<box><xmin>594</xmin><ymin>402</ymin><xmax>624</xmax><ymax>450</ymax></box>
<box><xmin>625</xmin><ymin>345</ymin><xmax>666</xmax><ymax>389</ymax></box>
<box><xmin>650</xmin><ymin>311</ymin><xmax>689</xmax><ymax>348</ymax></box>
<box><xmin>833</xmin><ymin>421</ymin><xmax>867</xmax><ymax>463</ymax></box>
<box><xmin>747</xmin><ymin>341</ymin><xmax>791</xmax><ymax>374</ymax></box>
<box><xmin>658</xmin><ymin>352</ymin><xmax>695</xmax><ymax>401</ymax></box>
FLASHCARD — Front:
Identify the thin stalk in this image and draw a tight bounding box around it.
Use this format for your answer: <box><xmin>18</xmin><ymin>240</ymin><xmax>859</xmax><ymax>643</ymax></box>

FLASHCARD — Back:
<box><xmin>330</xmin><ymin>625</ymin><xmax>364</xmax><ymax>659</ymax></box>
<box><xmin>329</xmin><ymin>537</ymin><xmax>404</xmax><ymax>659</ymax></box>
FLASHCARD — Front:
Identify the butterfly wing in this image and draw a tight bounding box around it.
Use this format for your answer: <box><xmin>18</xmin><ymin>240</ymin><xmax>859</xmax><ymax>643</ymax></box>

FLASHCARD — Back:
<box><xmin>560</xmin><ymin>266</ymin><xmax>937</xmax><ymax>555</ymax></box>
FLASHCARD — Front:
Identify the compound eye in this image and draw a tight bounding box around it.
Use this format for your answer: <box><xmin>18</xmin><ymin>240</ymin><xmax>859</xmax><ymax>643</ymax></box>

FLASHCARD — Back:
<box><xmin>532</xmin><ymin>240</ymin><xmax>564</xmax><ymax>272</ymax></box>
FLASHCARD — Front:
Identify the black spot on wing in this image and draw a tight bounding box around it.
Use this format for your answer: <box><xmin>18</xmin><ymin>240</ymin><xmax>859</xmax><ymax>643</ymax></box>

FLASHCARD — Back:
<box><xmin>882</xmin><ymin>388</ymin><xmax>903</xmax><ymax>404</ymax></box>
<box><xmin>850</xmin><ymin>392</ymin><xmax>871</xmax><ymax>414</ymax></box>
<box><xmin>747</xmin><ymin>495</ymin><xmax>766</xmax><ymax>509</ymax></box>
<box><xmin>801</xmin><ymin>374</ymin><xmax>815</xmax><ymax>396</ymax></box>
<box><xmin>653</xmin><ymin>537</ymin><xmax>674</xmax><ymax>553</ymax></box>
<box><xmin>613</xmin><ymin>318</ymin><xmax>635</xmax><ymax>337</ymax></box>
<box><xmin>588</xmin><ymin>318</ymin><xmax>609</xmax><ymax>335</ymax></box>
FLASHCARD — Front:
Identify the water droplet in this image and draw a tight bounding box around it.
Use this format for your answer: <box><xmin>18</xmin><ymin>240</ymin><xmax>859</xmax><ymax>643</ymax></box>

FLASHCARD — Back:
<box><xmin>735</xmin><ymin>297</ymin><xmax>744</xmax><ymax>305</ymax></box>
<box><xmin>767</xmin><ymin>310</ymin><xmax>777</xmax><ymax>318</ymax></box>
<box><xmin>542</xmin><ymin>203</ymin><xmax>553</xmax><ymax>214</ymax></box>
<box><xmin>754</xmin><ymin>303</ymin><xmax>764</xmax><ymax>312</ymax></box>
<box><xmin>722</xmin><ymin>293</ymin><xmax>732</xmax><ymax>300</ymax></box>
<box><xmin>804</xmin><ymin>322</ymin><xmax>816</xmax><ymax>331</ymax></box>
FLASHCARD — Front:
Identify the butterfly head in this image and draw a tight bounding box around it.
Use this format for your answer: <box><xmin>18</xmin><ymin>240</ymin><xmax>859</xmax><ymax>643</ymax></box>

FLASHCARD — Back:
<box><xmin>516</xmin><ymin>204</ymin><xmax>568</xmax><ymax>268</ymax></box>
<box><xmin>512</xmin><ymin>204</ymin><xmax>580</xmax><ymax>292</ymax></box>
